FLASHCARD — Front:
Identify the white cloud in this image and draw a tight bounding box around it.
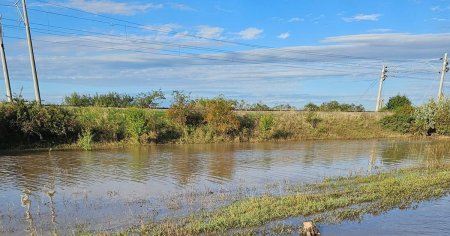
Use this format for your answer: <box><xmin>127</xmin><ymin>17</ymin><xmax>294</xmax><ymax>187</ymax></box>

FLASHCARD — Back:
<box><xmin>61</xmin><ymin>0</ymin><xmax>162</xmax><ymax>15</ymax></box>
<box><xmin>237</xmin><ymin>28</ymin><xmax>263</xmax><ymax>40</ymax></box>
<box><xmin>6</xmin><ymin>32</ymin><xmax>450</xmax><ymax>108</ymax></box>
<box><xmin>432</xmin><ymin>17</ymin><xmax>448</xmax><ymax>22</ymax></box>
<box><xmin>141</xmin><ymin>23</ymin><xmax>181</xmax><ymax>35</ymax></box>
<box><xmin>430</xmin><ymin>6</ymin><xmax>450</xmax><ymax>11</ymax></box>
<box><xmin>343</xmin><ymin>14</ymin><xmax>381</xmax><ymax>22</ymax></box>
<box><xmin>196</xmin><ymin>26</ymin><xmax>224</xmax><ymax>39</ymax></box>
<box><xmin>168</xmin><ymin>2</ymin><xmax>195</xmax><ymax>11</ymax></box>
<box><xmin>288</xmin><ymin>17</ymin><xmax>303</xmax><ymax>23</ymax></box>
<box><xmin>277</xmin><ymin>32</ymin><xmax>290</xmax><ymax>40</ymax></box>
<box><xmin>367</xmin><ymin>28</ymin><xmax>393</xmax><ymax>33</ymax></box>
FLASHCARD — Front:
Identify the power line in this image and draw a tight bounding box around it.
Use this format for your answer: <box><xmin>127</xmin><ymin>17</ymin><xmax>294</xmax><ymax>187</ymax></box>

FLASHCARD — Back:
<box><xmin>26</xmin><ymin>0</ymin><xmax>417</xmax><ymax>63</ymax></box>
<box><xmin>0</xmin><ymin>17</ymin><xmax>386</xmax><ymax>70</ymax></box>
<box><xmin>3</xmin><ymin>23</ymin><xmax>384</xmax><ymax>74</ymax></box>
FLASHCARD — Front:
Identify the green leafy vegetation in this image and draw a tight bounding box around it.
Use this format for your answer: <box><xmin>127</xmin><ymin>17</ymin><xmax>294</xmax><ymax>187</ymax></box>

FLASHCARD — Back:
<box><xmin>303</xmin><ymin>101</ymin><xmax>365</xmax><ymax>112</ymax></box>
<box><xmin>64</xmin><ymin>90</ymin><xmax>165</xmax><ymax>108</ymax></box>
<box><xmin>125</xmin><ymin>165</ymin><xmax>450</xmax><ymax>235</ymax></box>
<box><xmin>0</xmin><ymin>92</ymin><xmax>423</xmax><ymax>150</ymax></box>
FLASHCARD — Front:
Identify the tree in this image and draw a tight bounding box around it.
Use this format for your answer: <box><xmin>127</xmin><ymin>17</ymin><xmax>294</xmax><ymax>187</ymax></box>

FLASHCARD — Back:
<box><xmin>385</xmin><ymin>95</ymin><xmax>412</xmax><ymax>111</ymax></box>
<box><xmin>133</xmin><ymin>90</ymin><xmax>165</xmax><ymax>108</ymax></box>
<box><xmin>303</xmin><ymin>102</ymin><xmax>319</xmax><ymax>111</ymax></box>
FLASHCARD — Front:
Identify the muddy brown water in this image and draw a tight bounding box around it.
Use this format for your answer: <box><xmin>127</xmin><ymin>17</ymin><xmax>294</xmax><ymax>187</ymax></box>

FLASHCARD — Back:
<box><xmin>0</xmin><ymin>139</ymin><xmax>449</xmax><ymax>235</ymax></box>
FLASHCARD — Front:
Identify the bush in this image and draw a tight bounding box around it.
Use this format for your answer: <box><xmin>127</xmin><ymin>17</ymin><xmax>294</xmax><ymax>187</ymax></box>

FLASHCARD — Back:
<box><xmin>319</xmin><ymin>101</ymin><xmax>365</xmax><ymax>112</ymax></box>
<box><xmin>380</xmin><ymin>112</ymin><xmax>414</xmax><ymax>134</ymax></box>
<box><xmin>249</xmin><ymin>102</ymin><xmax>270</xmax><ymax>111</ymax></box>
<box><xmin>78</xmin><ymin>129</ymin><xmax>93</xmax><ymax>150</ymax></box>
<box><xmin>414</xmin><ymin>99</ymin><xmax>450</xmax><ymax>135</ymax></box>
<box><xmin>385</xmin><ymin>95</ymin><xmax>412</xmax><ymax>111</ymax></box>
<box><xmin>133</xmin><ymin>90</ymin><xmax>165</xmax><ymax>108</ymax></box>
<box><xmin>64</xmin><ymin>90</ymin><xmax>166</xmax><ymax>108</ymax></box>
<box><xmin>167</xmin><ymin>91</ymin><xmax>203</xmax><ymax>127</ymax></box>
<box><xmin>304</xmin><ymin>102</ymin><xmax>319</xmax><ymax>111</ymax></box>
<box><xmin>259</xmin><ymin>114</ymin><xmax>274</xmax><ymax>140</ymax></box>
<box><xmin>305</xmin><ymin>111</ymin><xmax>322</xmax><ymax>128</ymax></box>
<box><xmin>201</xmin><ymin>96</ymin><xmax>239</xmax><ymax>135</ymax></box>
<box><xmin>0</xmin><ymin>100</ymin><xmax>79</xmax><ymax>146</ymax></box>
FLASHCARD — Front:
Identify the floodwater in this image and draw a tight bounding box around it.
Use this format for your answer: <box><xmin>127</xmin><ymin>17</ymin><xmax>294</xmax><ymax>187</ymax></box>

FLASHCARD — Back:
<box><xmin>0</xmin><ymin>139</ymin><xmax>449</xmax><ymax>235</ymax></box>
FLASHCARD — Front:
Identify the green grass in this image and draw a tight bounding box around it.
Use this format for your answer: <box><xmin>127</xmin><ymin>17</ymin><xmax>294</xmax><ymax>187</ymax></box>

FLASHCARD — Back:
<box><xmin>132</xmin><ymin>165</ymin><xmax>450</xmax><ymax>235</ymax></box>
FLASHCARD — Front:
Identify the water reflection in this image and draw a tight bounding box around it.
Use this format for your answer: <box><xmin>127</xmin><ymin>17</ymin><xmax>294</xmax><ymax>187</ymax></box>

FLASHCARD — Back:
<box><xmin>0</xmin><ymin>139</ymin><xmax>449</xmax><ymax>235</ymax></box>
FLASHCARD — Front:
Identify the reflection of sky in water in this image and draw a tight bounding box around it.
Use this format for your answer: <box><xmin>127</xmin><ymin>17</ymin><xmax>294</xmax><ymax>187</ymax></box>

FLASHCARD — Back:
<box><xmin>0</xmin><ymin>139</ymin><xmax>449</xmax><ymax>234</ymax></box>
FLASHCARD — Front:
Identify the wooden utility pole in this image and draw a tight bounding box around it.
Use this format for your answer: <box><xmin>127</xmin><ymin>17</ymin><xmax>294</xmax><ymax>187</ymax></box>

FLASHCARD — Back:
<box><xmin>438</xmin><ymin>53</ymin><xmax>448</xmax><ymax>101</ymax></box>
<box><xmin>375</xmin><ymin>65</ymin><xmax>388</xmax><ymax>112</ymax></box>
<box><xmin>0</xmin><ymin>16</ymin><xmax>12</xmax><ymax>102</ymax></box>
<box><xmin>22</xmin><ymin>0</ymin><xmax>41</xmax><ymax>105</ymax></box>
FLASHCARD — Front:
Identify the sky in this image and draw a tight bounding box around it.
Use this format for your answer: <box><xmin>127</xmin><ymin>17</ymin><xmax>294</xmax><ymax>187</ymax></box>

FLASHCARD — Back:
<box><xmin>2</xmin><ymin>0</ymin><xmax>450</xmax><ymax>109</ymax></box>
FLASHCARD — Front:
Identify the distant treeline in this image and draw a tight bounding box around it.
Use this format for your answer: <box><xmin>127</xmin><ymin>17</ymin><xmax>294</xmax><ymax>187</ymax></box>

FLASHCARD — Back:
<box><xmin>64</xmin><ymin>91</ymin><xmax>365</xmax><ymax>112</ymax></box>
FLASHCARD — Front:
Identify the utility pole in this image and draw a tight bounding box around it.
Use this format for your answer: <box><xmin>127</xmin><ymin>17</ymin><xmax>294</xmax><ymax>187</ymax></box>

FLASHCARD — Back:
<box><xmin>438</xmin><ymin>53</ymin><xmax>449</xmax><ymax>101</ymax></box>
<box><xmin>0</xmin><ymin>16</ymin><xmax>12</xmax><ymax>102</ymax></box>
<box><xmin>375</xmin><ymin>65</ymin><xmax>388</xmax><ymax>112</ymax></box>
<box><xmin>21</xmin><ymin>0</ymin><xmax>41</xmax><ymax>105</ymax></box>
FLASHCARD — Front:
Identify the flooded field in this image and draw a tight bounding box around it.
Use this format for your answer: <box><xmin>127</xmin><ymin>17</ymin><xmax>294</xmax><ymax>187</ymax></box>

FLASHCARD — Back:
<box><xmin>1</xmin><ymin>139</ymin><xmax>449</xmax><ymax>235</ymax></box>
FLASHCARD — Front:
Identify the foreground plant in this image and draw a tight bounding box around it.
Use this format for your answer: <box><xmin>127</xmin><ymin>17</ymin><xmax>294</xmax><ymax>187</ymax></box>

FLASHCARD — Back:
<box><xmin>132</xmin><ymin>165</ymin><xmax>450</xmax><ymax>235</ymax></box>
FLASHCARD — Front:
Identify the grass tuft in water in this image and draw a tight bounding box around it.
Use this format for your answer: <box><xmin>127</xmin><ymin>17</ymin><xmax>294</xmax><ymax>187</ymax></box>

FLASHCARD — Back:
<box><xmin>134</xmin><ymin>165</ymin><xmax>450</xmax><ymax>235</ymax></box>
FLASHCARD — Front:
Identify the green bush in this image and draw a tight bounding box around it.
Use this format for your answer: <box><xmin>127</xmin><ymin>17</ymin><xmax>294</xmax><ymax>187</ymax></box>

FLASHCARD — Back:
<box><xmin>303</xmin><ymin>102</ymin><xmax>319</xmax><ymax>111</ymax></box>
<box><xmin>0</xmin><ymin>100</ymin><xmax>79</xmax><ymax>146</ymax></box>
<box><xmin>384</xmin><ymin>95</ymin><xmax>412</xmax><ymax>111</ymax></box>
<box><xmin>259</xmin><ymin>114</ymin><xmax>274</xmax><ymax>140</ymax></box>
<box><xmin>318</xmin><ymin>101</ymin><xmax>365</xmax><ymax>112</ymax></box>
<box><xmin>78</xmin><ymin>129</ymin><xmax>94</xmax><ymax>151</ymax></box>
<box><xmin>64</xmin><ymin>90</ymin><xmax>166</xmax><ymax>108</ymax></box>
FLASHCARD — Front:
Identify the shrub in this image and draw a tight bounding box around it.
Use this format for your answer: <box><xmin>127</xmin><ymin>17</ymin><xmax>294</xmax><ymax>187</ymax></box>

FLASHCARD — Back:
<box><xmin>0</xmin><ymin>100</ymin><xmax>79</xmax><ymax>145</ymax></box>
<box><xmin>304</xmin><ymin>102</ymin><xmax>319</xmax><ymax>111</ymax></box>
<box><xmin>380</xmin><ymin>106</ymin><xmax>415</xmax><ymax>134</ymax></box>
<box><xmin>249</xmin><ymin>102</ymin><xmax>270</xmax><ymax>111</ymax></box>
<box><xmin>385</xmin><ymin>95</ymin><xmax>412</xmax><ymax>111</ymax></box>
<box><xmin>414</xmin><ymin>99</ymin><xmax>450</xmax><ymax>135</ymax></box>
<box><xmin>319</xmin><ymin>101</ymin><xmax>365</xmax><ymax>112</ymax></box>
<box><xmin>259</xmin><ymin>114</ymin><xmax>274</xmax><ymax>140</ymax></box>
<box><xmin>125</xmin><ymin>108</ymin><xmax>151</xmax><ymax>143</ymax></box>
<box><xmin>78</xmin><ymin>129</ymin><xmax>93</xmax><ymax>150</ymax></box>
<box><xmin>133</xmin><ymin>90</ymin><xmax>165</xmax><ymax>108</ymax></box>
<box><xmin>305</xmin><ymin>111</ymin><xmax>322</xmax><ymax>128</ymax></box>
<box><xmin>167</xmin><ymin>91</ymin><xmax>203</xmax><ymax>127</ymax></box>
<box><xmin>201</xmin><ymin>96</ymin><xmax>240</xmax><ymax>135</ymax></box>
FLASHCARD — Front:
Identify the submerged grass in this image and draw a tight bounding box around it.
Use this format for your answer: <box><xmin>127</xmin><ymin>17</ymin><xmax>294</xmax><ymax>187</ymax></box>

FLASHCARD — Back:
<box><xmin>129</xmin><ymin>165</ymin><xmax>450</xmax><ymax>235</ymax></box>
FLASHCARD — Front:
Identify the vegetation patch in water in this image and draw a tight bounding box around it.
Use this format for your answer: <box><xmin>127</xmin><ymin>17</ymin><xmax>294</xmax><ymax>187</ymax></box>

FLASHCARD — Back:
<box><xmin>131</xmin><ymin>165</ymin><xmax>450</xmax><ymax>235</ymax></box>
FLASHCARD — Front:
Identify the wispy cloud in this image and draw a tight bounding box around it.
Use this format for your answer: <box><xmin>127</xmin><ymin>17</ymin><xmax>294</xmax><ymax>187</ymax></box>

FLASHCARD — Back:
<box><xmin>432</xmin><ymin>17</ymin><xmax>448</xmax><ymax>22</ymax></box>
<box><xmin>272</xmin><ymin>16</ymin><xmax>304</xmax><ymax>23</ymax></box>
<box><xmin>277</xmin><ymin>32</ymin><xmax>290</xmax><ymax>40</ymax></box>
<box><xmin>288</xmin><ymin>17</ymin><xmax>304</xmax><ymax>23</ymax></box>
<box><xmin>58</xmin><ymin>0</ymin><xmax>163</xmax><ymax>15</ymax></box>
<box><xmin>141</xmin><ymin>23</ymin><xmax>181</xmax><ymax>35</ymax></box>
<box><xmin>236</xmin><ymin>28</ymin><xmax>263</xmax><ymax>40</ymax></box>
<box><xmin>214</xmin><ymin>5</ymin><xmax>234</xmax><ymax>13</ymax></box>
<box><xmin>343</xmin><ymin>14</ymin><xmax>381</xmax><ymax>22</ymax></box>
<box><xmin>430</xmin><ymin>6</ymin><xmax>450</xmax><ymax>11</ymax></box>
<box><xmin>367</xmin><ymin>28</ymin><xmax>393</xmax><ymax>33</ymax></box>
<box><xmin>168</xmin><ymin>2</ymin><xmax>195</xmax><ymax>11</ymax></box>
<box><xmin>7</xmin><ymin>32</ymin><xmax>449</xmax><ymax>107</ymax></box>
<box><xmin>196</xmin><ymin>25</ymin><xmax>224</xmax><ymax>39</ymax></box>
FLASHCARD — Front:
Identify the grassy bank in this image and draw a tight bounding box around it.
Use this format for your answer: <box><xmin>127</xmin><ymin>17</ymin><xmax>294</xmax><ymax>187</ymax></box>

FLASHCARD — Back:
<box><xmin>123</xmin><ymin>164</ymin><xmax>450</xmax><ymax>235</ymax></box>
<box><xmin>0</xmin><ymin>100</ymin><xmax>402</xmax><ymax>150</ymax></box>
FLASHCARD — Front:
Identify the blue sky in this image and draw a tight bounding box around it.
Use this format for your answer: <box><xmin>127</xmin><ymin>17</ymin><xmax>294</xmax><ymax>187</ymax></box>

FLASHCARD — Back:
<box><xmin>2</xmin><ymin>0</ymin><xmax>450</xmax><ymax>109</ymax></box>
